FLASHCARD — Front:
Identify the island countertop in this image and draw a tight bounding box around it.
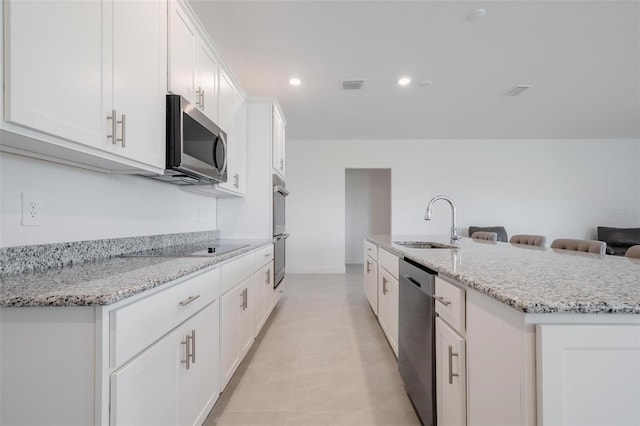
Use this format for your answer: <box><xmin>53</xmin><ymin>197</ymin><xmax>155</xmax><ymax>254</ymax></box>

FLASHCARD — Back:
<box><xmin>368</xmin><ymin>235</ymin><xmax>640</xmax><ymax>314</ymax></box>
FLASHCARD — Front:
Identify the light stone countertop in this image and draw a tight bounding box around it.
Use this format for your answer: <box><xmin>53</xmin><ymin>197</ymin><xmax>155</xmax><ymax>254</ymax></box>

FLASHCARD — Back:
<box><xmin>0</xmin><ymin>239</ymin><xmax>273</xmax><ymax>307</ymax></box>
<box><xmin>368</xmin><ymin>234</ymin><xmax>640</xmax><ymax>314</ymax></box>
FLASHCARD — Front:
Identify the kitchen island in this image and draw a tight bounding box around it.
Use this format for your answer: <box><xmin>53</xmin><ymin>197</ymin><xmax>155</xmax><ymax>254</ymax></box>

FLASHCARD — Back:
<box><xmin>367</xmin><ymin>235</ymin><xmax>640</xmax><ymax>426</ymax></box>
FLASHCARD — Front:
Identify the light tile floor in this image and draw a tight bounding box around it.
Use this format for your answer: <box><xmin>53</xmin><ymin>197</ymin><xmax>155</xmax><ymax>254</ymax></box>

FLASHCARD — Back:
<box><xmin>204</xmin><ymin>265</ymin><xmax>420</xmax><ymax>426</ymax></box>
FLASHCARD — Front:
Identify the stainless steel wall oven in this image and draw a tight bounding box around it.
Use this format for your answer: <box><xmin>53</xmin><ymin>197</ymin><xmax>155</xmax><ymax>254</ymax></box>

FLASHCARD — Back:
<box><xmin>273</xmin><ymin>174</ymin><xmax>289</xmax><ymax>288</ymax></box>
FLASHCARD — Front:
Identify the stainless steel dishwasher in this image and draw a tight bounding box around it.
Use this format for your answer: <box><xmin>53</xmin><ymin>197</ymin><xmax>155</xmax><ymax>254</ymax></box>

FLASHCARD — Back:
<box><xmin>398</xmin><ymin>257</ymin><xmax>437</xmax><ymax>426</ymax></box>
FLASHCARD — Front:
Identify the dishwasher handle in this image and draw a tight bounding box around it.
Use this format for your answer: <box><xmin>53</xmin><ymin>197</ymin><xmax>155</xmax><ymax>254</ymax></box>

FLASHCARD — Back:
<box><xmin>402</xmin><ymin>274</ymin><xmax>422</xmax><ymax>288</ymax></box>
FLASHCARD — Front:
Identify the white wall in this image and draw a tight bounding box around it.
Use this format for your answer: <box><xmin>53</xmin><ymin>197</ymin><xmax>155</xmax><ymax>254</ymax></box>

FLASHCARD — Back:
<box><xmin>345</xmin><ymin>169</ymin><xmax>391</xmax><ymax>264</ymax></box>
<box><xmin>0</xmin><ymin>152</ymin><xmax>217</xmax><ymax>247</ymax></box>
<box><xmin>287</xmin><ymin>139</ymin><xmax>640</xmax><ymax>273</ymax></box>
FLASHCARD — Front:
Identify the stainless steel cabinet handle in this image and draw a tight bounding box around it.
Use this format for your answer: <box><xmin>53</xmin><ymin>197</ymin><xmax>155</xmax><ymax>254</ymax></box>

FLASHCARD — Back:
<box><xmin>279</xmin><ymin>159</ymin><xmax>284</xmax><ymax>170</ymax></box>
<box><xmin>179</xmin><ymin>294</ymin><xmax>200</xmax><ymax>307</ymax></box>
<box><xmin>195</xmin><ymin>87</ymin><xmax>203</xmax><ymax>109</ymax></box>
<box><xmin>265</xmin><ymin>270</ymin><xmax>271</xmax><ymax>285</ymax></box>
<box><xmin>200</xmin><ymin>89</ymin><xmax>205</xmax><ymax>111</ymax></box>
<box><xmin>107</xmin><ymin>110</ymin><xmax>117</xmax><ymax>144</ymax></box>
<box><xmin>382</xmin><ymin>276</ymin><xmax>388</xmax><ymax>295</ymax></box>
<box><xmin>366</xmin><ymin>261</ymin><xmax>371</xmax><ymax>273</ymax></box>
<box><xmin>181</xmin><ymin>333</ymin><xmax>192</xmax><ymax>370</ymax></box>
<box><xmin>190</xmin><ymin>330</ymin><xmax>196</xmax><ymax>364</ymax></box>
<box><xmin>117</xmin><ymin>114</ymin><xmax>126</xmax><ymax>148</ymax></box>
<box><xmin>244</xmin><ymin>288</ymin><xmax>248</xmax><ymax>309</ymax></box>
<box><xmin>233</xmin><ymin>173</ymin><xmax>239</xmax><ymax>188</ymax></box>
<box><xmin>435</xmin><ymin>296</ymin><xmax>451</xmax><ymax>307</ymax></box>
<box><xmin>448</xmin><ymin>345</ymin><xmax>459</xmax><ymax>384</ymax></box>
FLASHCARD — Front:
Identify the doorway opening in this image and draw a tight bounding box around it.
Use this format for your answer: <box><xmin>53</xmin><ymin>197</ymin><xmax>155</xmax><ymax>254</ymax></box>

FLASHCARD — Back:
<box><xmin>345</xmin><ymin>168</ymin><xmax>391</xmax><ymax>266</ymax></box>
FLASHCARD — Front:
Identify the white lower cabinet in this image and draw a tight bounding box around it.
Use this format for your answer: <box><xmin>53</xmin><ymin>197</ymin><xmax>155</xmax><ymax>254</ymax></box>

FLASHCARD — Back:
<box><xmin>111</xmin><ymin>300</ymin><xmax>219</xmax><ymax>426</ymax></box>
<box><xmin>220</xmin><ymin>275</ymin><xmax>254</xmax><ymax>390</ymax></box>
<box><xmin>436</xmin><ymin>317</ymin><xmax>467</xmax><ymax>426</ymax></box>
<box><xmin>377</xmin><ymin>262</ymin><xmax>399</xmax><ymax>357</ymax></box>
<box><xmin>364</xmin><ymin>253</ymin><xmax>378</xmax><ymax>315</ymax></box>
<box><xmin>537</xmin><ymin>324</ymin><xmax>640</xmax><ymax>426</ymax></box>
<box><xmin>255</xmin><ymin>261</ymin><xmax>275</xmax><ymax>333</ymax></box>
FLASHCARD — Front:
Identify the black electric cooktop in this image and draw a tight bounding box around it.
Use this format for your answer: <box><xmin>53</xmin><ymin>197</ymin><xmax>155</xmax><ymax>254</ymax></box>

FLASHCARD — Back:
<box><xmin>122</xmin><ymin>242</ymin><xmax>249</xmax><ymax>257</ymax></box>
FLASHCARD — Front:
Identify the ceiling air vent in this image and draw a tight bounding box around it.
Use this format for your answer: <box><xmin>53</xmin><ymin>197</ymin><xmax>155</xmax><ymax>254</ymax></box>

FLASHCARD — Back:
<box><xmin>505</xmin><ymin>85</ymin><xmax>532</xmax><ymax>96</ymax></box>
<box><xmin>341</xmin><ymin>80</ymin><xmax>365</xmax><ymax>90</ymax></box>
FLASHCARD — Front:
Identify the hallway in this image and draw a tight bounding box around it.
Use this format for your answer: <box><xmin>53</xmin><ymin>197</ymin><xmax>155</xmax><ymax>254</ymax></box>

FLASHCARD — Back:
<box><xmin>205</xmin><ymin>265</ymin><xmax>420</xmax><ymax>426</ymax></box>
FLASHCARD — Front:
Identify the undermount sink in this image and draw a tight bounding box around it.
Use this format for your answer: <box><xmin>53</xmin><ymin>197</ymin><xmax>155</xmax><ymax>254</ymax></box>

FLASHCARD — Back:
<box><xmin>394</xmin><ymin>241</ymin><xmax>457</xmax><ymax>249</ymax></box>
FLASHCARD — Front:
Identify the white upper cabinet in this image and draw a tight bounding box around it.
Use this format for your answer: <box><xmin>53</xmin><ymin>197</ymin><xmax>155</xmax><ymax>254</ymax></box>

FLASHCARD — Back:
<box><xmin>196</xmin><ymin>44</ymin><xmax>219</xmax><ymax>120</ymax></box>
<box><xmin>4</xmin><ymin>1</ymin><xmax>105</xmax><ymax>148</ymax></box>
<box><xmin>272</xmin><ymin>104</ymin><xmax>286</xmax><ymax>178</ymax></box>
<box><xmin>168</xmin><ymin>1</ymin><xmax>197</xmax><ymax>104</ymax></box>
<box><xmin>168</xmin><ymin>1</ymin><xmax>219</xmax><ymax>122</ymax></box>
<box><xmin>107</xmin><ymin>0</ymin><xmax>167</xmax><ymax>168</ymax></box>
<box><xmin>3</xmin><ymin>0</ymin><xmax>167</xmax><ymax>170</ymax></box>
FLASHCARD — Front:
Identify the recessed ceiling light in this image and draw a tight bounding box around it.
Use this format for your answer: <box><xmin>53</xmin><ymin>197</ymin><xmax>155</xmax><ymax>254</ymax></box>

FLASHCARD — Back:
<box><xmin>466</xmin><ymin>8</ymin><xmax>486</xmax><ymax>22</ymax></box>
<box><xmin>398</xmin><ymin>77</ymin><xmax>411</xmax><ymax>86</ymax></box>
<box><xmin>289</xmin><ymin>78</ymin><xmax>301</xmax><ymax>86</ymax></box>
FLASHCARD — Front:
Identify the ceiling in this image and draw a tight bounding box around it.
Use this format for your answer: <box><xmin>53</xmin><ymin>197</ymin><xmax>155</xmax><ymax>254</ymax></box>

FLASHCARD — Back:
<box><xmin>190</xmin><ymin>0</ymin><xmax>640</xmax><ymax>140</ymax></box>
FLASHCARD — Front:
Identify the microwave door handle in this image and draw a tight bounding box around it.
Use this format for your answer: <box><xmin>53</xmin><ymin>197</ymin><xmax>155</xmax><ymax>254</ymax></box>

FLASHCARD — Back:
<box><xmin>213</xmin><ymin>134</ymin><xmax>228</xmax><ymax>172</ymax></box>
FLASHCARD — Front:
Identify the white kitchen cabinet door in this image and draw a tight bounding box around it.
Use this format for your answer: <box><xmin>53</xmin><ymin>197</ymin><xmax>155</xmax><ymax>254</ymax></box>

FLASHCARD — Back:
<box><xmin>436</xmin><ymin>317</ymin><xmax>467</xmax><ymax>426</ymax></box>
<box><xmin>537</xmin><ymin>324</ymin><xmax>640</xmax><ymax>426</ymax></box>
<box><xmin>218</xmin><ymin>68</ymin><xmax>243</xmax><ymax>134</ymax></box>
<box><xmin>255</xmin><ymin>262</ymin><xmax>275</xmax><ymax>334</ymax></box>
<box><xmin>220</xmin><ymin>277</ymin><xmax>255</xmax><ymax>390</ymax></box>
<box><xmin>109</xmin><ymin>0</ymin><xmax>166</xmax><ymax>168</ymax></box>
<box><xmin>168</xmin><ymin>0</ymin><xmax>197</xmax><ymax>104</ymax></box>
<box><xmin>272</xmin><ymin>105</ymin><xmax>286</xmax><ymax>178</ymax></box>
<box><xmin>196</xmin><ymin>44</ymin><xmax>219</xmax><ymax>121</ymax></box>
<box><xmin>178</xmin><ymin>301</ymin><xmax>220</xmax><ymax>426</ymax></box>
<box><xmin>364</xmin><ymin>255</ymin><xmax>378</xmax><ymax>315</ymax></box>
<box><xmin>377</xmin><ymin>267</ymin><xmax>399</xmax><ymax>357</ymax></box>
<box><xmin>4</xmin><ymin>0</ymin><xmax>104</xmax><ymax>147</ymax></box>
<box><xmin>217</xmin><ymin>97</ymin><xmax>247</xmax><ymax>196</ymax></box>
<box><xmin>110</xmin><ymin>328</ymin><xmax>179</xmax><ymax>425</ymax></box>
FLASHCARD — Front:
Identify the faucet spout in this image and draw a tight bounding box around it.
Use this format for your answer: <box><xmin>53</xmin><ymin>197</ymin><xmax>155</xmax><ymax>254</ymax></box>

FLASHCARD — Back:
<box><xmin>424</xmin><ymin>195</ymin><xmax>461</xmax><ymax>243</ymax></box>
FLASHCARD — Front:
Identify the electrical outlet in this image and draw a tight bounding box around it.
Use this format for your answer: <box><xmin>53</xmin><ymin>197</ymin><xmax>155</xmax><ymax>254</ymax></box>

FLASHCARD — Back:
<box><xmin>21</xmin><ymin>193</ymin><xmax>42</xmax><ymax>226</ymax></box>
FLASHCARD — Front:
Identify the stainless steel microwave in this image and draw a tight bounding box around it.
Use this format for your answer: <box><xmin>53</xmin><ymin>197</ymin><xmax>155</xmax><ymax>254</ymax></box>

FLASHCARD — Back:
<box><xmin>152</xmin><ymin>95</ymin><xmax>227</xmax><ymax>185</ymax></box>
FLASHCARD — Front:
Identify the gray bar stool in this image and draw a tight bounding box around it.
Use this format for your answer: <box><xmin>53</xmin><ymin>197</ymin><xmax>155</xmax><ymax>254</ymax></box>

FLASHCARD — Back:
<box><xmin>471</xmin><ymin>231</ymin><xmax>498</xmax><ymax>241</ymax></box>
<box><xmin>625</xmin><ymin>245</ymin><xmax>640</xmax><ymax>258</ymax></box>
<box><xmin>510</xmin><ymin>234</ymin><xmax>547</xmax><ymax>247</ymax></box>
<box><xmin>550</xmin><ymin>238</ymin><xmax>606</xmax><ymax>255</ymax></box>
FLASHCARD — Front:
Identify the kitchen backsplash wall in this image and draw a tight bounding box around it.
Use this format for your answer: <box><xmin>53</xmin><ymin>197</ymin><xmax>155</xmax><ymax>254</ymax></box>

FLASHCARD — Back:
<box><xmin>0</xmin><ymin>152</ymin><xmax>218</xmax><ymax>248</ymax></box>
<box><xmin>286</xmin><ymin>138</ymin><xmax>640</xmax><ymax>273</ymax></box>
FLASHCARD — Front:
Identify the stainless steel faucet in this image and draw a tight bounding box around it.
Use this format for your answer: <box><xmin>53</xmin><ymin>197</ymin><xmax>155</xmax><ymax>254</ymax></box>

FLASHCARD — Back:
<box><xmin>425</xmin><ymin>195</ymin><xmax>461</xmax><ymax>243</ymax></box>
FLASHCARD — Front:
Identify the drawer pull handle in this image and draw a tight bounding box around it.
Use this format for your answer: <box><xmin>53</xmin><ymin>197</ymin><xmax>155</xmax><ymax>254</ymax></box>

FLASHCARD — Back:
<box><xmin>435</xmin><ymin>296</ymin><xmax>451</xmax><ymax>306</ymax></box>
<box><xmin>179</xmin><ymin>294</ymin><xmax>200</xmax><ymax>307</ymax></box>
<box><xmin>448</xmin><ymin>345</ymin><xmax>459</xmax><ymax>384</ymax></box>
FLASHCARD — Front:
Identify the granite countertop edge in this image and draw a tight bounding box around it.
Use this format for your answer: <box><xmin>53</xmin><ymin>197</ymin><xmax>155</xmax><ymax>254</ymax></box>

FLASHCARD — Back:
<box><xmin>367</xmin><ymin>235</ymin><xmax>640</xmax><ymax>315</ymax></box>
<box><xmin>1</xmin><ymin>240</ymin><xmax>273</xmax><ymax>308</ymax></box>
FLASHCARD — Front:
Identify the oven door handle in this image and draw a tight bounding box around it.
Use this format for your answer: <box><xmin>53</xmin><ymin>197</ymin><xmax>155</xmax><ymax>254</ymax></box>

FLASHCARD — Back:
<box><xmin>274</xmin><ymin>185</ymin><xmax>289</xmax><ymax>197</ymax></box>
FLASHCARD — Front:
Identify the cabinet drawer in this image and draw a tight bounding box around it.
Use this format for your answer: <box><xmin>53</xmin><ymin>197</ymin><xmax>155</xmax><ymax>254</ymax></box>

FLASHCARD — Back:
<box><xmin>110</xmin><ymin>267</ymin><xmax>220</xmax><ymax>367</ymax></box>
<box><xmin>254</xmin><ymin>244</ymin><xmax>274</xmax><ymax>269</ymax></box>
<box><xmin>435</xmin><ymin>277</ymin><xmax>465</xmax><ymax>334</ymax></box>
<box><xmin>221</xmin><ymin>251</ymin><xmax>256</xmax><ymax>295</ymax></box>
<box><xmin>379</xmin><ymin>248</ymin><xmax>399</xmax><ymax>279</ymax></box>
<box><xmin>364</xmin><ymin>240</ymin><xmax>378</xmax><ymax>261</ymax></box>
